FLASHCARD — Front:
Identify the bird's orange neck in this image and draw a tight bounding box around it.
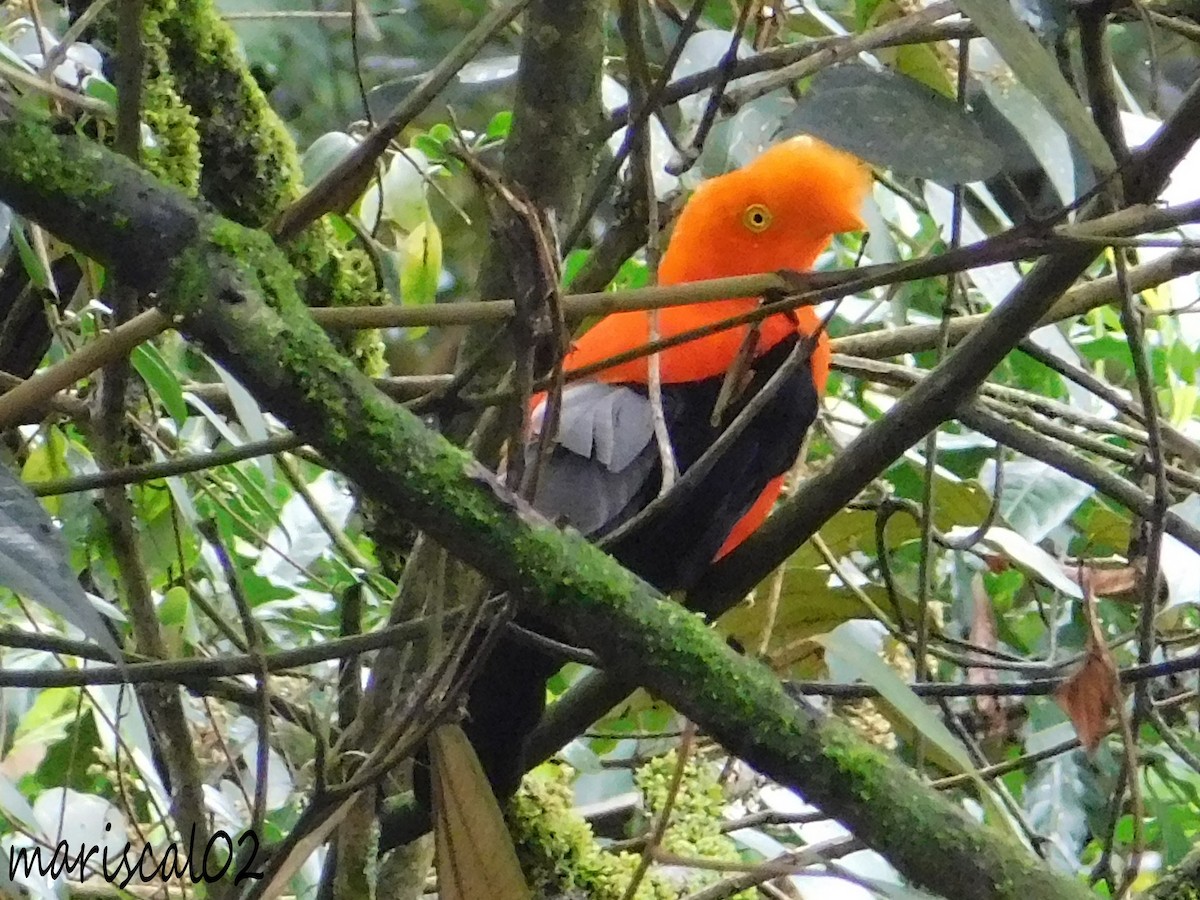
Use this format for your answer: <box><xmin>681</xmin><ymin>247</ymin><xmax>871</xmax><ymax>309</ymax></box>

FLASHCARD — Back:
<box><xmin>562</xmin><ymin>300</ymin><xmax>829</xmax><ymax>392</ymax></box>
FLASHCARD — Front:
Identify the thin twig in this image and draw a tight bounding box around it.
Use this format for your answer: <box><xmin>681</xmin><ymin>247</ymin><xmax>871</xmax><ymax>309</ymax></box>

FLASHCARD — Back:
<box><xmin>605</xmin><ymin>4</ymin><xmax>970</xmax><ymax>132</ymax></box>
<box><xmin>29</xmin><ymin>433</ymin><xmax>303</xmax><ymax>496</ymax></box>
<box><xmin>201</xmin><ymin>521</ymin><xmax>271</xmax><ymax>834</ymax></box>
<box><xmin>0</xmin><ymin>608</ymin><xmax>492</xmax><ymax>688</ymax></box>
<box><xmin>669</xmin><ymin>0</ymin><xmax>756</xmax><ymax>176</ymax></box>
<box><xmin>271</xmin><ymin>0</ymin><xmax>532</xmax><ymax>239</ymax></box>
<box><xmin>620</xmin><ymin>724</ymin><xmax>697</xmax><ymax>900</ymax></box>
<box><xmin>723</xmin><ymin>0</ymin><xmax>959</xmax><ymax>109</ymax></box>
<box><xmin>0</xmin><ymin>308</ymin><xmax>170</xmax><ymax>430</ymax></box>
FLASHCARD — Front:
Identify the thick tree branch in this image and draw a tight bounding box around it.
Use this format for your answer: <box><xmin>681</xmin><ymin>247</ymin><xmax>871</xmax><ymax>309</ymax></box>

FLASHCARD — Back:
<box><xmin>1146</xmin><ymin>842</ymin><xmax>1200</xmax><ymax>898</ymax></box>
<box><xmin>0</xmin><ymin>119</ymin><xmax>1089</xmax><ymax>900</ymax></box>
<box><xmin>451</xmin><ymin>0</ymin><xmax>606</xmax><ymax>454</ymax></box>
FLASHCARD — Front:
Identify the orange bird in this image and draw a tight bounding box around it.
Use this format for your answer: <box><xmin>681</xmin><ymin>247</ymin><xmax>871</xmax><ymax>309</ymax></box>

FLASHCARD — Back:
<box><xmin>526</xmin><ymin>135</ymin><xmax>870</xmax><ymax>590</ymax></box>
<box><xmin>465</xmin><ymin>135</ymin><xmax>871</xmax><ymax>799</ymax></box>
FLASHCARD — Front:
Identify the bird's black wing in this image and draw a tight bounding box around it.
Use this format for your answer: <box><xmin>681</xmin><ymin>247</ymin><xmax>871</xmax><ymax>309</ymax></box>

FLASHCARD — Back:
<box><xmin>463</xmin><ymin>336</ymin><xmax>819</xmax><ymax>800</ymax></box>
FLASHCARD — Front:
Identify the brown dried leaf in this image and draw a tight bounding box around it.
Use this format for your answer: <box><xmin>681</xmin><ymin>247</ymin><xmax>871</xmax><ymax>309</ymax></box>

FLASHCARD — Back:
<box><xmin>968</xmin><ymin>574</ymin><xmax>1006</xmax><ymax>741</ymax></box>
<box><xmin>1054</xmin><ymin>581</ymin><xmax>1120</xmax><ymax>753</ymax></box>
<box><xmin>430</xmin><ymin>724</ymin><xmax>531</xmax><ymax>900</ymax></box>
<box><xmin>1054</xmin><ymin>648</ymin><xmax>1118</xmax><ymax>752</ymax></box>
<box><xmin>1060</xmin><ymin>564</ymin><xmax>1139</xmax><ymax>600</ymax></box>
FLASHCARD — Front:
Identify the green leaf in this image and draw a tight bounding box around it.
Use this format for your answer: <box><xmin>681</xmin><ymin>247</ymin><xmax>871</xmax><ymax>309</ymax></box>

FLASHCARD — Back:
<box><xmin>820</xmin><ymin>627</ymin><xmax>976</xmax><ymax>773</ymax></box>
<box><xmin>159</xmin><ymin>584</ymin><xmax>196</xmax><ymax>655</ymax></box>
<box><xmin>301</xmin><ymin>131</ymin><xmax>360</xmax><ymax>185</ymax></box>
<box><xmin>560</xmin><ymin>248</ymin><xmax>590</xmax><ymax>290</ymax></box>
<box><xmin>211</xmin><ymin>357</ymin><xmax>274</xmax><ymax>487</ymax></box>
<box><xmin>14</xmin><ymin>687</ymin><xmax>77</xmax><ymax>743</ymax></box>
<box><xmin>719</xmin><ymin>580</ymin><xmax>916</xmax><ymax>676</ymax></box>
<box><xmin>979</xmin><ymin>457</ymin><xmax>1094</xmax><ymax>544</ymax></box>
<box><xmin>12</xmin><ymin>223</ymin><xmax>50</xmax><ymax>289</ymax></box>
<box><xmin>818</xmin><ymin>627</ymin><xmax>1023</xmax><ymax>837</ymax></box>
<box><xmin>0</xmin><ymin>463</ymin><xmax>123</xmax><ymax>663</ymax></box>
<box><xmin>1074</xmin><ymin>499</ymin><xmax>1130</xmax><ymax>554</ymax></box>
<box><xmin>783</xmin><ymin>65</ymin><xmax>1003</xmax><ymax>184</ymax></box>
<box><xmin>855</xmin><ymin>0</ymin><xmax>887</xmax><ymax>29</ymax></box>
<box><xmin>0</xmin><ymin>771</ymin><xmax>40</xmax><ymax>834</ymax></box>
<box><xmin>132</xmin><ymin>343</ymin><xmax>188</xmax><ymax>426</ymax></box>
<box><xmin>22</xmin><ymin>425</ymin><xmax>69</xmax><ymax>518</ymax></box>
<box><xmin>412</xmin><ymin>134</ymin><xmax>446</xmax><ymax>162</ymax></box>
<box><xmin>159</xmin><ymin>584</ymin><xmax>190</xmax><ymax>628</ymax></box>
<box><xmin>400</xmin><ymin>219</ymin><xmax>443</xmax><ymax>308</ymax></box>
<box><xmin>221</xmin><ymin>463</ymin><xmax>283</xmax><ymax>533</ymax></box>
<box><xmin>1146</xmin><ymin>777</ymin><xmax>1195</xmax><ymax>866</ymax></box>
<box><xmin>326</xmin><ymin>213</ymin><xmax>356</xmax><ymax>244</ymax></box>
<box><xmin>486</xmin><ymin>110</ymin><xmax>513</xmax><ymax>140</ymax></box>
<box><xmin>1024</xmin><ymin>716</ymin><xmax>1091</xmax><ymax>874</ymax></box>
<box><xmin>954</xmin><ymin>0</ymin><xmax>1116</xmax><ymax>175</ymax></box>
<box><xmin>892</xmin><ymin>43</ymin><xmax>954</xmax><ymax>96</ymax></box>
<box><xmin>790</xmin><ymin>508</ymin><xmax>882</xmax><ymax>566</ymax></box>
<box><xmin>82</xmin><ymin>75</ymin><xmax>117</xmax><ymax>107</ymax></box>
<box><xmin>945</xmin><ymin>526</ymin><xmax>1082</xmax><ymax>599</ymax></box>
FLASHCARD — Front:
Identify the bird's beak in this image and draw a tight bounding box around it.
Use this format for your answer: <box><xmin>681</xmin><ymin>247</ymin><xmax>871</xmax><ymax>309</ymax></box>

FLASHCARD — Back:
<box><xmin>838</xmin><ymin>209</ymin><xmax>869</xmax><ymax>234</ymax></box>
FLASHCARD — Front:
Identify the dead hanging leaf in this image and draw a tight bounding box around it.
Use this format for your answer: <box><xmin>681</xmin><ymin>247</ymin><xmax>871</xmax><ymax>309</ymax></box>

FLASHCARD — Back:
<box><xmin>1054</xmin><ymin>647</ymin><xmax>1118</xmax><ymax>753</ymax></box>
<box><xmin>430</xmin><ymin>724</ymin><xmax>531</xmax><ymax>900</ymax></box>
<box><xmin>1054</xmin><ymin>575</ymin><xmax>1121</xmax><ymax>753</ymax></box>
<box><xmin>968</xmin><ymin>575</ymin><xmax>1007</xmax><ymax>743</ymax></box>
<box><xmin>1060</xmin><ymin>563</ymin><xmax>1139</xmax><ymax>601</ymax></box>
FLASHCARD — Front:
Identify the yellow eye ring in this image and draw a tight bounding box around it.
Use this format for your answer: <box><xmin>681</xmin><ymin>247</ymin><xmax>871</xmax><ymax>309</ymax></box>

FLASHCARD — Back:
<box><xmin>743</xmin><ymin>203</ymin><xmax>772</xmax><ymax>233</ymax></box>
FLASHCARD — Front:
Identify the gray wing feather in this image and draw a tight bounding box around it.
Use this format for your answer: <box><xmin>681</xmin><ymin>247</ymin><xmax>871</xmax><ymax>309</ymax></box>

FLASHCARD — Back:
<box><xmin>540</xmin><ymin>383</ymin><xmax>656</xmax><ymax>471</ymax></box>
<box><xmin>528</xmin><ymin>384</ymin><xmax>659</xmax><ymax>535</ymax></box>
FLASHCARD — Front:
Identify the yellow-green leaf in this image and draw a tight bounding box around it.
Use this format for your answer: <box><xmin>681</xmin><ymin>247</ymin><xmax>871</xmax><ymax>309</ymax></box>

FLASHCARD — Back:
<box><xmin>719</xmin><ymin>580</ymin><xmax>912</xmax><ymax>676</ymax></box>
<box><xmin>817</xmin><ymin>629</ymin><xmax>1024</xmax><ymax>838</ymax></box>
<box><xmin>400</xmin><ymin>219</ymin><xmax>443</xmax><ymax>309</ymax></box>
<box><xmin>21</xmin><ymin>426</ymin><xmax>69</xmax><ymax>517</ymax></box>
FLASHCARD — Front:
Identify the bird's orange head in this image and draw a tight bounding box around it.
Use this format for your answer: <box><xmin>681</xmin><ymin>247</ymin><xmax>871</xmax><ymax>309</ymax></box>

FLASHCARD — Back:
<box><xmin>658</xmin><ymin>135</ymin><xmax>872</xmax><ymax>285</ymax></box>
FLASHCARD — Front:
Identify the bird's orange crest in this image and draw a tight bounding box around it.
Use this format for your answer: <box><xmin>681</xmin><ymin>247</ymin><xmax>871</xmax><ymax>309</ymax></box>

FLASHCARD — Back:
<box><xmin>659</xmin><ymin>134</ymin><xmax>871</xmax><ymax>285</ymax></box>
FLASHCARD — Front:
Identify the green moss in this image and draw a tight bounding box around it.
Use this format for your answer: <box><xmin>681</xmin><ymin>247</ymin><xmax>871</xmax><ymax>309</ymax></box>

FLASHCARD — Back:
<box><xmin>154</xmin><ymin>0</ymin><xmax>385</xmax><ymax>356</ymax></box>
<box><xmin>824</xmin><ymin>726</ymin><xmax>888</xmax><ymax>783</ymax></box>
<box><xmin>507</xmin><ymin>765</ymin><xmax>674</xmax><ymax>900</ymax></box>
<box><xmin>99</xmin><ymin>0</ymin><xmax>382</xmax><ymax>365</ymax></box>
<box><xmin>136</xmin><ymin>0</ymin><xmax>203</xmax><ymax>193</ymax></box>
<box><xmin>156</xmin><ymin>0</ymin><xmax>301</xmax><ymax>223</ymax></box>
<box><xmin>0</xmin><ymin>119</ymin><xmax>115</xmax><ymax>199</ymax></box>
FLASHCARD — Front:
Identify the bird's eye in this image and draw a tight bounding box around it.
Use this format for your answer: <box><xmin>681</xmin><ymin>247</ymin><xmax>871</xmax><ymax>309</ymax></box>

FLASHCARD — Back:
<box><xmin>743</xmin><ymin>203</ymin><xmax>772</xmax><ymax>233</ymax></box>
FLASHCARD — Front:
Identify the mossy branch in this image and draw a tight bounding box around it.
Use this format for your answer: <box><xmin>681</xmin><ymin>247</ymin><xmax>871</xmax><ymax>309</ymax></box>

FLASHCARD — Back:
<box><xmin>113</xmin><ymin>0</ymin><xmax>380</xmax><ymax>339</ymax></box>
<box><xmin>1146</xmin><ymin>843</ymin><xmax>1200</xmax><ymax>899</ymax></box>
<box><xmin>0</xmin><ymin>119</ymin><xmax>1095</xmax><ymax>900</ymax></box>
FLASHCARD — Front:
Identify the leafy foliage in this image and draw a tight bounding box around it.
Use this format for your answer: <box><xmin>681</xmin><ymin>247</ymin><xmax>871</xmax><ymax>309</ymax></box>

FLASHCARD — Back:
<box><xmin>0</xmin><ymin>1</ymin><xmax>1199</xmax><ymax>899</ymax></box>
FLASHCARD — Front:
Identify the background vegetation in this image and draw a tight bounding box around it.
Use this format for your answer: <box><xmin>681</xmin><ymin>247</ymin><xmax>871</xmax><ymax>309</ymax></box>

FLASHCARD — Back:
<box><xmin>0</xmin><ymin>0</ymin><xmax>1199</xmax><ymax>898</ymax></box>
